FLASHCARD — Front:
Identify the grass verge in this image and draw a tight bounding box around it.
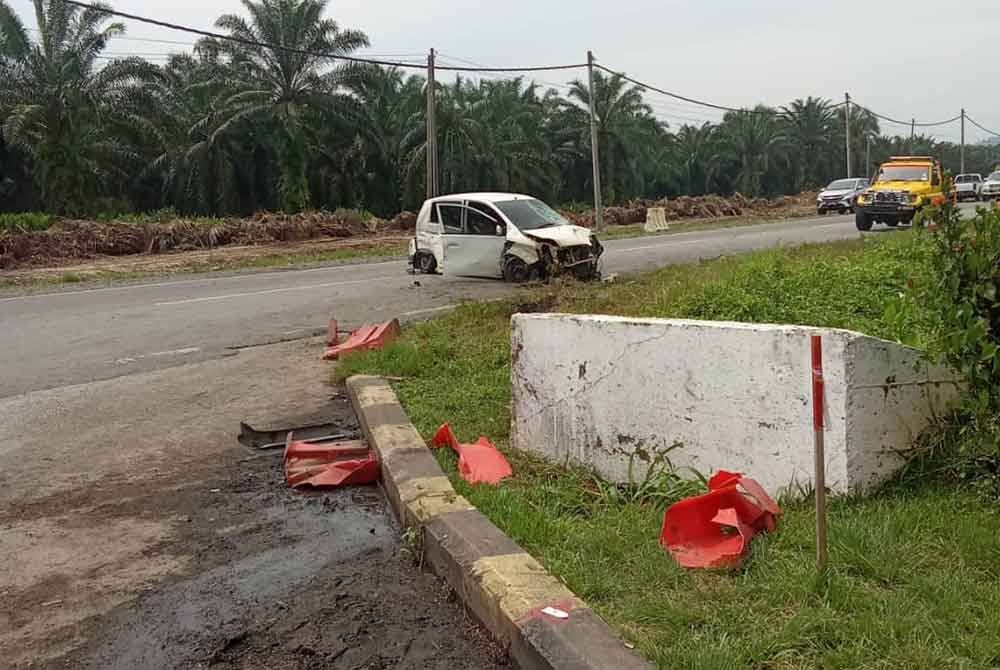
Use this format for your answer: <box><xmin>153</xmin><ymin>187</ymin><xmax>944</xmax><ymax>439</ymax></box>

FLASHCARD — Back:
<box><xmin>338</xmin><ymin>234</ymin><xmax>1000</xmax><ymax>668</ymax></box>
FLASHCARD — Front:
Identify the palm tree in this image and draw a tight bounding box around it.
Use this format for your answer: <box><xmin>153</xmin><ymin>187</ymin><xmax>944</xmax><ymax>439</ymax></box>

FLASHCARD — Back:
<box><xmin>206</xmin><ymin>0</ymin><xmax>368</xmax><ymax>212</ymax></box>
<box><xmin>780</xmin><ymin>97</ymin><xmax>835</xmax><ymax>190</ymax></box>
<box><xmin>339</xmin><ymin>65</ymin><xmax>424</xmax><ymax>214</ymax></box>
<box><xmin>673</xmin><ymin>123</ymin><xmax>718</xmax><ymax>195</ymax></box>
<box><xmin>565</xmin><ymin>70</ymin><xmax>661</xmax><ymax>204</ymax></box>
<box><xmin>146</xmin><ymin>52</ymin><xmax>261</xmax><ymax>215</ymax></box>
<box><xmin>0</xmin><ymin>0</ymin><xmax>159</xmax><ymax>213</ymax></box>
<box><xmin>716</xmin><ymin>108</ymin><xmax>787</xmax><ymax>197</ymax></box>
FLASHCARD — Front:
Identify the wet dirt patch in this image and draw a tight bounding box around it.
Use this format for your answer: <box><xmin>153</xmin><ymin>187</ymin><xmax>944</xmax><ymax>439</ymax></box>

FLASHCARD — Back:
<box><xmin>4</xmin><ymin>379</ymin><xmax>506</xmax><ymax>670</ymax></box>
<box><xmin>41</xmin><ymin>448</ymin><xmax>506</xmax><ymax>670</ymax></box>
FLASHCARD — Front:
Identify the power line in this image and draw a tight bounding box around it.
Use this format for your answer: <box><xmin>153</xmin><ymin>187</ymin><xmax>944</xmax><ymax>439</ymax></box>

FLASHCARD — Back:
<box><xmin>966</xmin><ymin>114</ymin><xmax>1000</xmax><ymax>138</ymax></box>
<box><xmin>853</xmin><ymin>102</ymin><xmax>961</xmax><ymax>128</ymax></box>
<box><xmin>61</xmin><ymin>0</ymin><xmax>587</xmax><ymax>73</ymax></box>
<box><xmin>594</xmin><ymin>62</ymin><xmax>755</xmax><ymax>114</ymax></box>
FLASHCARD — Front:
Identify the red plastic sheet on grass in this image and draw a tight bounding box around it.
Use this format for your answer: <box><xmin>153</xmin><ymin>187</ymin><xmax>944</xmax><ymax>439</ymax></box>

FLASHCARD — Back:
<box><xmin>323</xmin><ymin>319</ymin><xmax>400</xmax><ymax>360</ymax></box>
<box><xmin>660</xmin><ymin>470</ymin><xmax>780</xmax><ymax>569</ymax></box>
<box><xmin>283</xmin><ymin>433</ymin><xmax>380</xmax><ymax>488</ymax></box>
<box><xmin>431</xmin><ymin>423</ymin><xmax>512</xmax><ymax>485</ymax></box>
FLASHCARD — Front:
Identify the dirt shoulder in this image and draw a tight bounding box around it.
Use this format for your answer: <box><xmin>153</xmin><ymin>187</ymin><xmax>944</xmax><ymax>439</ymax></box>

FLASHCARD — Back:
<box><xmin>0</xmin><ymin>337</ymin><xmax>505</xmax><ymax>669</ymax></box>
<box><xmin>0</xmin><ymin>235</ymin><xmax>410</xmax><ymax>288</ymax></box>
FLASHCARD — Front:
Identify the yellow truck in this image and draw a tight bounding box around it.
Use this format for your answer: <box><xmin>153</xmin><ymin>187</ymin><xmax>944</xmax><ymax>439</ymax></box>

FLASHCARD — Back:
<box><xmin>854</xmin><ymin>156</ymin><xmax>946</xmax><ymax>230</ymax></box>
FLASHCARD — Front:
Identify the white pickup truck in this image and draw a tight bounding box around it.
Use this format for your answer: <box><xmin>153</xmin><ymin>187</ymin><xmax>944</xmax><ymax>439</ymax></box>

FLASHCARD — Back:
<box><xmin>954</xmin><ymin>173</ymin><xmax>984</xmax><ymax>201</ymax></box>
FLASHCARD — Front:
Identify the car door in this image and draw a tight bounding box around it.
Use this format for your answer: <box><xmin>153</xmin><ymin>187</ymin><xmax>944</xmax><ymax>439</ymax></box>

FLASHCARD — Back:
<box><xmin>442</xmin><ymin>200</ymin><xmax>506</xmax><ymax>278</ymax></box>
<box><xmin>437</xmin><ymin>200</ymin><xmax>464</xmax><ymax>274</ymax></box>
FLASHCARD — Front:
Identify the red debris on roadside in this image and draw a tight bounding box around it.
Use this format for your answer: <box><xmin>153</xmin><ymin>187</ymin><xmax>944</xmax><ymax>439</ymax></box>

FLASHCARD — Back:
<box><xmin>323</xmin><ymin>319</ymin><xmax>400</xmax><ymax>360</ymax></box>
<box><xmin>660</xmin><ymin>470</ymin><xmax>781</xmax><ymax>569</ymax></box>
<box><xmin>431</xmin><ymin>423</ymin><xmax>512</xmax><ymax>485</ymax></box>
<box><xmin>283</xmin><ymin>432</ymin><xmax>379</xmax><ymax>488</ymax></box>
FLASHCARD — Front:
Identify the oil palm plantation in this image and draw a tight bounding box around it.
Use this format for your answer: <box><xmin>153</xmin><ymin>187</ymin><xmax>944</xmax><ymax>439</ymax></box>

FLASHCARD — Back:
<box><xmin>205</xmin><ymin>0</ymin><xmax>369</xmax><ymax>212</ymax></box>
<box><xmin>0</xmin><ymin>0</ymin><xmax>159</xmax><ymax>214</ymax></box>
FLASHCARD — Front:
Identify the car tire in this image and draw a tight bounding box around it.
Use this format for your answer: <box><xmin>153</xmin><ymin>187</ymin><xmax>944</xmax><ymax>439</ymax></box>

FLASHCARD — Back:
<box><xmin>855</xmin><ymin>211</ymin><xmax>873</xmax><ymax>231</ymax></box>
<box><xmin>416</xmin><ymin>251</ymin><xmax>437</xmax><ymax>274</ymax></box>
<box><xmin>885</xmin><ymin>219</ymin><xmax>899</xmax><ymax>227</ymax></box>
<box><xmin>502</xmin><ymin>255</ymin><xmax>531</xmax><ymax>283</ymax></box>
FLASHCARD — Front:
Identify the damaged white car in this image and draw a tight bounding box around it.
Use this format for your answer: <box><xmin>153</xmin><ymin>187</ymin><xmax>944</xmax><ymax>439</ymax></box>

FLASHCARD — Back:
<box><xmin>408</xmin><ymin>193</ymin><xmax>603</xmax><ymax>281</ymax></box>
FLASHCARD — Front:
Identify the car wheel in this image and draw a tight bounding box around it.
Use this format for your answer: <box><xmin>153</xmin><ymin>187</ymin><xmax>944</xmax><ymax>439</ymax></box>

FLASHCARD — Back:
<box><xmin>855</xmin><ymin>211</ymin><xmax>873</xmax><ymax>231</ymax></box>
<box><xmin>502</xmin><ymin>255</ymin><xmax>531</xmax><ymax>283</ymax></box>
<box><xmin>416</xmin><ymin>251</ymin><xmax>437</xmax><ymax>274</ymax></box>
<box><xmin>885</xmin><ymin>219</ymin><xmax>899</xmax><ymax>227</ymax></box>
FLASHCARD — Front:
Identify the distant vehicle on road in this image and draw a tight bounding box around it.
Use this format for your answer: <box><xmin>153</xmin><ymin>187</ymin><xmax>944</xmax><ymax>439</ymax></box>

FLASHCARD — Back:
<box><xmin>954</xmin><ymin>173</ymin><xmax>984</xmax><ymax>201</ymax></box>
<box><xmin>854</xmin><ymin>156</ymin><xmax>946</xmax><ymax>230</ymax></box>
<box><xmin>816</xmin><ymin>178</ymin><xmax>869</xmax><ymax>215</ymax></box>
<box><xmin>981</xmin><ymin>171</ymin><xmax>1000</xmax><ymax>201</ymax></box>
<box><xmin>409</xmin><ymin>192</ymin><xmax>603</xmax><ymax>282</ymax></box>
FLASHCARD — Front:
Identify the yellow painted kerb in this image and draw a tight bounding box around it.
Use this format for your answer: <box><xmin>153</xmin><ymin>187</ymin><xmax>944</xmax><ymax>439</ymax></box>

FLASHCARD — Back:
<box><xmin>471</xmin><ymin>552</ymin><xmax>584</xmax><ymax>622</ymax></box>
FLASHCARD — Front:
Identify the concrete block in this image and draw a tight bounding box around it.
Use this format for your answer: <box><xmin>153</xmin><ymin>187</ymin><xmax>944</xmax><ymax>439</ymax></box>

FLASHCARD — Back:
<box><xmin>510</xmin><ymin>314</ymin><xmax>959</xmax><ymax>495</ymax></box>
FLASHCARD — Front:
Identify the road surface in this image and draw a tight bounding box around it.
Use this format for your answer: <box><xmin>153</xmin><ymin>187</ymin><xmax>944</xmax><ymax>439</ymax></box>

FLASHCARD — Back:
<box><xmin>0</xmin><ymin>207</ymin><xmax>974</xmax><ymax>398</ymax></box>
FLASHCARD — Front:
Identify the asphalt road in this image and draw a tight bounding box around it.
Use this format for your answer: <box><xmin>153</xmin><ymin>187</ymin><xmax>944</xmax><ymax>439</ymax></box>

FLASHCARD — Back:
<box><xmin>0</xmin><ymin>207</ymin><xmax>976</xmax><ymax>398</ymax></box>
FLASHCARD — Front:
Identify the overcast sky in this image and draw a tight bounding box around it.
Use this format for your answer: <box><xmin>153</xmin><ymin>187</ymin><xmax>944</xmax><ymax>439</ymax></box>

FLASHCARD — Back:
<box><xmin>10</xmin><ymin>0</ymin><xmax>1000</xmax><ymax>143</ymax></box>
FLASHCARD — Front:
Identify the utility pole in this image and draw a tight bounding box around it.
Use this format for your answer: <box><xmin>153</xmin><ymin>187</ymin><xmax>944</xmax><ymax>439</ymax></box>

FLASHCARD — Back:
<box><xmin>587</xmin><ymin>50</ymin><xmax>604</xmax><ymax>232</ymax></box>
<box><xmin>910</xmin><ymin>118</ymin><xmax>916</xmax><ymax>154</ymax></box>
<box><xmin>865</xmin><ymin>135</ymin><xmax>871</xmax><ymax>179</ymax></box>
<box><xmin>844</xmin><ymin>93</ymin><xmax>852</xmax><ymax>178</ymax></box>
<box><xmin>960</xmin><ymin>108</ymin><xmax>966</xmax><ymax>174</ymax></box>
<box><xmin>425</xmin><ymin>48</ymin><xmax>438</xmax><ymax>199</ymax></box>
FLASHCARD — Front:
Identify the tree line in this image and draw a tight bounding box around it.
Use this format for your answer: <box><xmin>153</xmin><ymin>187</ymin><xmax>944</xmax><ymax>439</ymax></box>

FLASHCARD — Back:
<box><xmin>1</xmin><ymin>0</ymin><xmax>998</xmax><ymax>218</ymax></box>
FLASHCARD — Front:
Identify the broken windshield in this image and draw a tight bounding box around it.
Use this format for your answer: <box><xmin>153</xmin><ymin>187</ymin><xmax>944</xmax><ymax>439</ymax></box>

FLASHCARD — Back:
<box><xmin>495</xmin><ymin>198</ymin><xmax>569</xmax><ymax>231</ymax></box>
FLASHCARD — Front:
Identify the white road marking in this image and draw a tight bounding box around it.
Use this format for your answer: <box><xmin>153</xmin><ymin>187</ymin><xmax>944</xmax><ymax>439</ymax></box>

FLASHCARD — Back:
<box><xmin>616</xmin><ymin>239</ymin><xmax>704</xmax><ymax>254</ymax></box>
<box><xmin>113</xmin><ymin>347</ymin><xmax>201</xmax><ymax>365</ymax></box>
<box><xmin>402</xmin><ymin>304</ymin><xmax>457</xmax><ymax>317</ymax></box>
<box><xmin>149</xmin><ymin>347</ymin><xmax>201</xmax><ymax>357</ymax></box>
<box><xmin>153</xmin><ymin>276</ymin><xmax>398</xmax><ymax>306</ymax></box>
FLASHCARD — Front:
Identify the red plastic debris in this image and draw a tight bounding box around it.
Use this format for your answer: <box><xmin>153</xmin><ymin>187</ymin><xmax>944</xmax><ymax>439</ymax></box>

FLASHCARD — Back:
<box><xmin>431</xmin><ymin>423</ymin><xmax>512</xmax><ymax>485</ymax></box>
<box><xmin>283</xmin><ymin>432</ymin><xmax>379</xmax><ymax>488</ymax></box>
<box><xmin>323</xmin><ymin>319</ymin><xmax>400</xmax><ymax>360</ymax></box>
<box><xmin>660</xmin><ymin>470</ymin><xmax>780</xmax><ymax>569</ymax></box>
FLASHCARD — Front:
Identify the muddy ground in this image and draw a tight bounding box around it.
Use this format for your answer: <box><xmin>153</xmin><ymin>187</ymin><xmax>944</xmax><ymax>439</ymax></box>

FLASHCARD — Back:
<box><xmin>0</xmin><ymin>338</ymin><xmax>506</xmax><ymax>669</ymax></box>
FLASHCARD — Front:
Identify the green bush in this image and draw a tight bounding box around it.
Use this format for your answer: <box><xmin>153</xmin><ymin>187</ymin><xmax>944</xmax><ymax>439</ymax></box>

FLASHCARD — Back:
<box><xmin>896</xmin><ymin>202</ymin><xmax>1000</xmax><ymax>484</ymax></box>
<box><xmin>0</xmin><ymin>212</ymin><xmax>55</xmax><ymax>232</ymax></box>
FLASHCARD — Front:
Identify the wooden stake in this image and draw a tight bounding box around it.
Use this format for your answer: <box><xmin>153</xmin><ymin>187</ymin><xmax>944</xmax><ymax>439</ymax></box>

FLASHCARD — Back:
<box><xmin>811</xmin><ymin>335</ymin><xmax>828</xmax><ymax>573</ymax></box>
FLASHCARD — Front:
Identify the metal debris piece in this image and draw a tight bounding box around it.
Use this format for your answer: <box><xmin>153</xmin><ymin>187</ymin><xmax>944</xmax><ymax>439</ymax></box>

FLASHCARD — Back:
<box><xmin>239</xmin><ymin>419</ymin><xmax>355</xmax><ymax>450</ymax></box>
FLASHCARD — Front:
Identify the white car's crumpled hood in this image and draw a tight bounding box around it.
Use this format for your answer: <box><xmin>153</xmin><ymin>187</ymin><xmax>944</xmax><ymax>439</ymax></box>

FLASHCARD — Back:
<box><xmin>522</xmin><ymin>224</ymin><xmax>593</xmax><ymax>247</ymax></box>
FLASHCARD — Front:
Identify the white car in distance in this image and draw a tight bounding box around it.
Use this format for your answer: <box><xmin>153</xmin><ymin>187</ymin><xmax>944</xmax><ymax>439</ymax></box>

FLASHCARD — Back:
<box><xmin>954</xmin><ymin>173</ymin><xmax>984</xmax><ymax>202</ymax></box>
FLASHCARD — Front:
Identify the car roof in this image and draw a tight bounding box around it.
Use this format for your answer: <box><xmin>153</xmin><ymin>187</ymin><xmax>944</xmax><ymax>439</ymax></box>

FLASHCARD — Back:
<box><xmin>425</xmin><ymin>192</ymin><xmax>535</xmax><ymax>204</ymax></box>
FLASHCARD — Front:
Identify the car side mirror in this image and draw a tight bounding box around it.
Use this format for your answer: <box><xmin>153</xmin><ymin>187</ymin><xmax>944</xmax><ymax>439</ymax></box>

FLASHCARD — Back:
<box><xmin>496</xmin><ymin>224</ymin><xmax>504</xmax><ymax>236</ymax></box>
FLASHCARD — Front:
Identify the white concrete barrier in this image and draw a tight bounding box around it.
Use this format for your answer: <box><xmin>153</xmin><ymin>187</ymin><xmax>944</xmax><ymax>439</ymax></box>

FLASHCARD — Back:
<box><xmin>510</xmin><ymin>314</ymin><xmax>959</xmax><ymax>496</ymax></box>
<box><xmin>642</xmin><ymin>207</ymin><xmax>670</xmax><ymax>232</ymax></box>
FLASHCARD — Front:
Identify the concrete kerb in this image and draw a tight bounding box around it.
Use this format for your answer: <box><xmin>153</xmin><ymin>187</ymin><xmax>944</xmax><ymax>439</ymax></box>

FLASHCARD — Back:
<box><xmin>346</xmin><ymin>375</ymin><xmax>653</xmax><ymax>670</ymax></box>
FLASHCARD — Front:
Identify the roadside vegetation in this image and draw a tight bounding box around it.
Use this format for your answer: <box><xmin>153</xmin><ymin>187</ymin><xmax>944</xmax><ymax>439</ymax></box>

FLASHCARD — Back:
<box><xmin>338</xmin><ymin>205</ymin><xmax>1000</xmax><ymax>668</ymax></box>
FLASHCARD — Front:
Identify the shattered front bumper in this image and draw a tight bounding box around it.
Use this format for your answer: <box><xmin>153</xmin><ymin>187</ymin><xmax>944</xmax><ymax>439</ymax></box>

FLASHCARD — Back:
<box><xmin>549</xmin><ymin>239</ymin><xmax>603</xmax><ymax>279</ymax></box>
